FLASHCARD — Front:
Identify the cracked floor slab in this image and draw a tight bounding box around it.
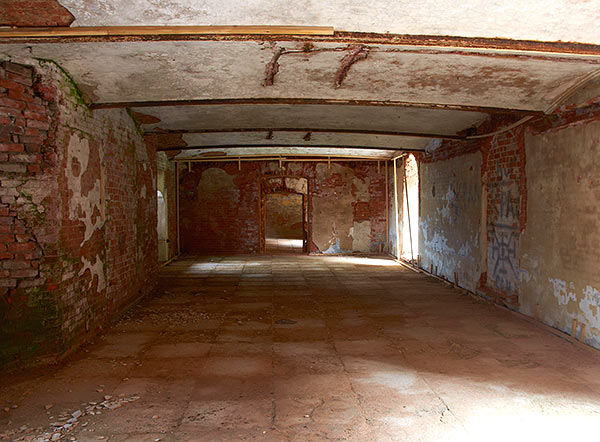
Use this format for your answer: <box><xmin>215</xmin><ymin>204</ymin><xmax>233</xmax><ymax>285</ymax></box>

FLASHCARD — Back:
<box><xmin>2</xmin><ymin>255</ymin><xmax>600</xmax><ymax>441</ymax></box>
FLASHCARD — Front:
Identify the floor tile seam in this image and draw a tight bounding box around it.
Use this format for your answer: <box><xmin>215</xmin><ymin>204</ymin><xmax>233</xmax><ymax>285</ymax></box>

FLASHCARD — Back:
<box><xmin>269</xmin><ymin>277</ymin><xmax>291</xmax><ymax>440</ymax></box>
<box><xmin>319</xmin><ymin>300</ymin><xmax>375</xmax><ymax>429</ymax></box>
<box><xmin>365</xmin><ymin>301</ymin><xmax>470</xmax><ymax>432</ymax></box>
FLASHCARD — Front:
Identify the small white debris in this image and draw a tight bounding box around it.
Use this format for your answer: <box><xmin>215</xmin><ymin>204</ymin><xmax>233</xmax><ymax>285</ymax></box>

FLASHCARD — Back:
<box><xmin>23</xmin><ymin>395</ymin><xmax>140</xmax><ymax>442</ymax></box>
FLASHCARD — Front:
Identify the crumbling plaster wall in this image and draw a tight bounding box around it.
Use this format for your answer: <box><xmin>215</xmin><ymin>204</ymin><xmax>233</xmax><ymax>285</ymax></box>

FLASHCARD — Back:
<box><xmin>419</xmin><ymin>152</ymin><xmax>482</xmax><ymax>291</ymax></box>
<box><xmin>418</xmin><ymin>119</ymin><xmax>525</xmax><ymax>304</ymax></box>
<box><xmin>0</xmin><ymin>59</ymin><xmax>156</xmax><ymax>367</ymax></box>
<box><xmin>417</xmin><ymin>107</ymin><xmax>600</xmax><ymax>350</ymax></box>
<box><xmin>520</xmin><ymin>118</ymin><xmax>600</xmax><ymax>348</ymax></box>
<box><xmin>179</xmin><ymin>161</ymin><xmax>386</xmax><ymax>254</ymax></box>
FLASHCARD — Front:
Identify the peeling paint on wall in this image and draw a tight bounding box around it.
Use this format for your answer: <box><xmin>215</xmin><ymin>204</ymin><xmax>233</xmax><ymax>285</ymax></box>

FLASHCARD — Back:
<box><xmin>520</xmin><ymin>118</ymin><xmax>600</xmax><ymax>349</ymax></box>
<box><xmin>351</xmin><ymin>220</ymin><xmax>371</xmax><ymax>252</ymax></box>
<box><xmin>581</xmin><ymin>285</ymin><xmax>600</xmax><ymax>325</ymax></box>
<box><xmin>313</xmin><ymin>162</ymin><xmax>371</xmax><ymax>253</ymax></box>
<box><xmin>548</xmin><ymin>278</ymin><xmax>576</xmax><ymax>306</ymax></box>
<box><xmin>1</xmin><ymin>59</ymin><xmax>157</xmax><ymax>367</ymax></box>
<box><xmin>285</xmin><ymin>177</ymin><xmax>307</xmax><ymax>195</ymax></box>
<box><xmin>180</xmin><ymin>161</ymin><xmax>385</xmax><ymax>254</ymax></box>
<box><xmin>79</xmin><ymin>255</ymin><xmax>106</xmax><ymax>292</ymax></box>
<box><xmin>419</xmin><ymin>152</ymin><xmax>482</xmax><ymax>291</ymax></box>
<box><xmin>65</xmin><ymin>133</ymin><xmax>103</xmax><ymax>246</ymax></box>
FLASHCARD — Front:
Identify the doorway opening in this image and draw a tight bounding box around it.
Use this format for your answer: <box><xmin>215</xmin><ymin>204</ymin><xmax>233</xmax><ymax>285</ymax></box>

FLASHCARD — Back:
<box><xmin>259</xmin><ymin>175</ymin><xmax>309</xmax><ymax>254</ymax></box>
<box><xmin>157</xmin><ymin>189</ymin><xmax>169</xmax><ymax>262</ymax></box>
<box><xmin>265</xmin><ymin>193</ymin><xmax>304</xmax><ymax>254</ymax></box>
<box><xmin>402</xmin><ymin>154</ymin><xmax>419</xmax><ymax>262</ymax></box>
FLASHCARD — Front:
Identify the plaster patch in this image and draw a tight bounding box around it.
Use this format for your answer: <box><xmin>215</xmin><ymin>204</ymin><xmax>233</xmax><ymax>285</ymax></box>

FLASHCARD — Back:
<box><xmin>140</xmin><ymin>184</ymin><xmax>146</xmax><ymax>199</ymax></box>
<box><xmin>285</xmin><ymin>177</ymin><xmax>307</xmax><ymax>194</ymax></box>
<box><xmin>424</xmin><ymin>231</ymin><xmax>454</xmax><ymax>256</ymax></box>
<box><xmin>352</xmin><ymin>176</ymin><xmax>370</xmax><ymax>201</ymax></box>
<box><xmin>548</xmin><ymin>278</ymin><xmax>576</xmax><ymax>306</ymax></box>
<box><xmin>350</xmin><ymin>220</ymin><xmax>371</xmax><ymax>252</ymax></box>
<box><xmin>79</xmin><ymin>254</ymin><xmax>106</xmax><ymax>292</ymax></box>
<box><xmin>66</xmin><ymin>133</ymin><xmax>104</xmax><ymax>246</ymax></box>
<box><xmin>322</xmin><ymin>237</ymin><xmax>343</xmax><ymax>254</ymax></box>
<box><xmin>580</xmin><ymin>285</ymin><xmax>600</xmax><ymax>325</ymax></box>
<box><xmin>313</xmin><ymin>163</ymin><xmax>355</xmax><ymax>252</ymax></box>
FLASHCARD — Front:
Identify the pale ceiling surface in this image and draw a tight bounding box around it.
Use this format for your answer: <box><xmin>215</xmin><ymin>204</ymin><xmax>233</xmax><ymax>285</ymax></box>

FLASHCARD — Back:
<box><xmin>3</xmin><ymin>42</ymin><xmax>598</xmax><ymax>109</ymax></box>
<box><xmin>136</xmin><ymin>104</ymin><xmax>488</xmax><ymax>134</ymax></box>
<box><xmin>2</xmin><ymin>1</ymin><xmax>600</xmax><ymax>158</ymax></box>
<box><xmin>59</xmin><ymin>0</ymin><xmax>600</xmax><ymax>44</ymax></box>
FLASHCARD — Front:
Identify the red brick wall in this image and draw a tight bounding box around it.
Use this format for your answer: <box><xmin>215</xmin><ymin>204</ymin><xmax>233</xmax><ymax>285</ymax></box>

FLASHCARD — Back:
<box><xmin>480</xmin><ymin>122</ymin><xmax>526</xmax><ymax>307</ymax></box>
<box><xmin>0</xmin><ymin>61</ymin><xmax>63</xmax><ymax>365</ymax></box>
<box><xmin>0</xmin><ymin>0</ymin><xmax>74</xmax><ymax>27</ymax></box>
<box><xmin>179</xmin><ymin>161</ymin><xmax>386</xmax><ymax>254</ymax></box>
<box><xmin>0</xmin><ymin>60</ymin><xmax>157</xmax><ymax>368</ymax></box>
<box><xmin>419</xmin><ymin>116</ymin><xmax>527</xmax><ymax>307</ymax></box>
<box><xmin>418</xmin><ymin>106</ymin><xmax>600</xmax><ymax>312</ymax></box>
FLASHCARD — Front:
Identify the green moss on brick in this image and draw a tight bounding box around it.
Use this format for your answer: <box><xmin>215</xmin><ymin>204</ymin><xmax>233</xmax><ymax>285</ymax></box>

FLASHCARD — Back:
<box><xmin>0</xmin><ymin>287</ymin><xmax>62</xmax><ymax>366</ymax></box>
<box><xmin>36</xmin><ymin>58</ymin><xmax>89</xmax><ymax>110</ymax></box>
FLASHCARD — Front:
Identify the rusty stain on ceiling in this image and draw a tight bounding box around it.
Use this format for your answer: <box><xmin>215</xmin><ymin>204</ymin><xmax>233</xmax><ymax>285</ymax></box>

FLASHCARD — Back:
<box><xmin>2</xmin><ymin>1</ymin><xmax>599</xmax><ymax>159</ymax></box>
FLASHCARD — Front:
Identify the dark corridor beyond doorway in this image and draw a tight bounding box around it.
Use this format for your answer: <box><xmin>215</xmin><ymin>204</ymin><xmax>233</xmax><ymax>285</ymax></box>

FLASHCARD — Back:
<box><xmin>265</xmin><ymin>193</ymin><xmax>304</xmax><ymax>254</ymax></box>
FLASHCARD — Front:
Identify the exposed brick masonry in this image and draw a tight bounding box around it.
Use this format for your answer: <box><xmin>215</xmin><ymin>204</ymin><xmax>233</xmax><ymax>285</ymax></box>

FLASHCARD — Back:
<box><xmin>179</xmin><ymin>161</ymin><xmax>386</xmax><ymax>255</ymax></box>
<box><xmin>0</xmin><ymin>0</ymin><xmax>75</xmax><ymax>27</ymax></box>
<box><xmin>0</xmin><ymin>60</ymin><xmax>157</xmax><ymax>368</ymax></box>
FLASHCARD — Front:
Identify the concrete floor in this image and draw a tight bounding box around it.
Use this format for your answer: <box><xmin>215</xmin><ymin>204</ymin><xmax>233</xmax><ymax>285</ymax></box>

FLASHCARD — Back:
<box><xmin>2</xmin><ymin>255</ymin><xmax>600</xmax><ymax>442</ymax></box>
<box><xmin>264</xmin><ymin>239</ymin><xmax>304</xmax><ymax>254</ymax></box>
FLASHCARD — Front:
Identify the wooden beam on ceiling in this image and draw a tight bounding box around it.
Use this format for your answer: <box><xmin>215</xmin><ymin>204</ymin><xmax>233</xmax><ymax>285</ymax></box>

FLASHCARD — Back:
<box><xmin>145</xmin><ymin>127</ymin><xmax>465</xmax><ymax>141</ymax></box>
<box><xmin>0</xmin><ymin>25</ymin><xmax>334</xmax><ymax>38</ymax></box>
<box><xmin>1</xmin><ymin>30</ymin><xmax>599</xmax><ymax>57</ymax></box>
<box><xmin>90</xmin><ymin>97</ymin><xmax>540</xmax><ymax>116</ymax></box>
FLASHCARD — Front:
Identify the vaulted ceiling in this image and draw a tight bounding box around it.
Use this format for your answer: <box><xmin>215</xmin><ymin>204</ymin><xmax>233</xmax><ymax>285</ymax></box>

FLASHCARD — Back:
<box><xmin>2</xmin><ymin>0</ymin><xmax>600</xmax><ymax>160</ymax></box>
